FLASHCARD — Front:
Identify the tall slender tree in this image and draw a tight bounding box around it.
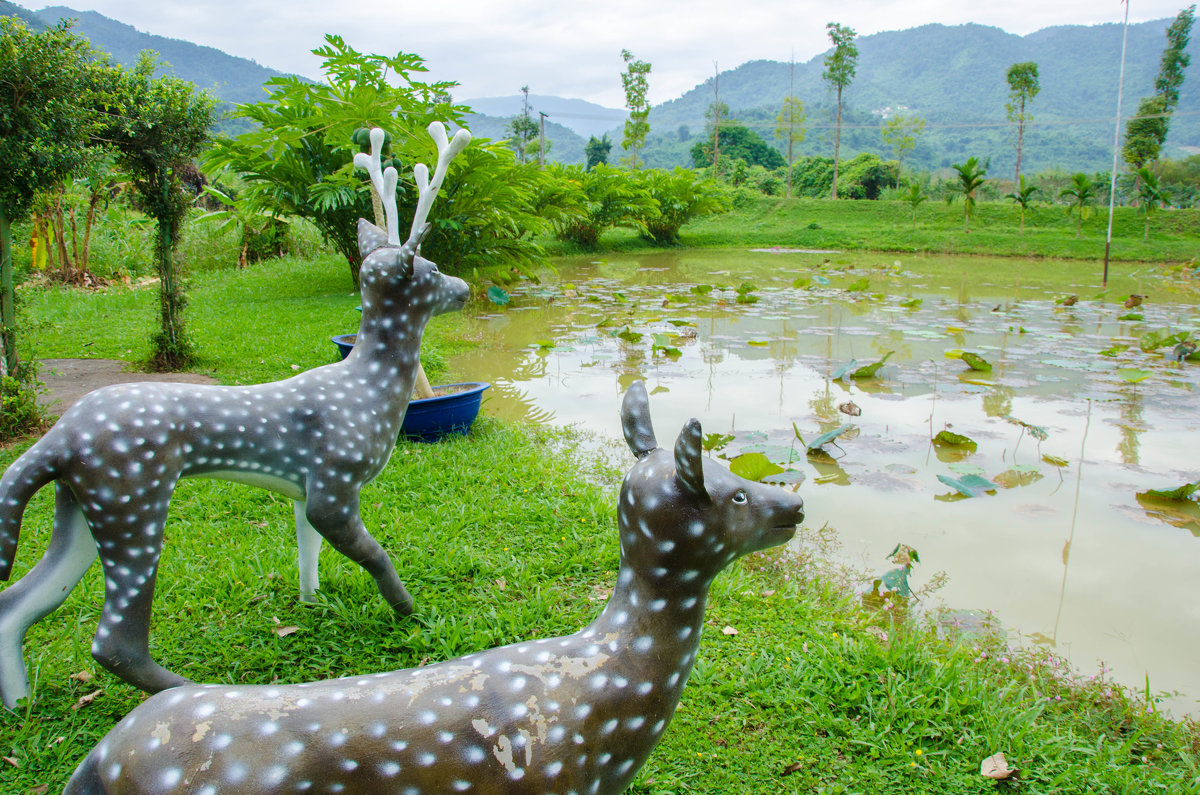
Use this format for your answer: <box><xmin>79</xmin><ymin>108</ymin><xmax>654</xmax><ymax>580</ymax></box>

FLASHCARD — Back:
<box><xmin>506</xmin><ymin>85</ymin><xmax>538</xmax><ymax>164</ymax></box>
<box><xmin>1124</xmin><ymin>5</ymin><xmax>1195</xmax><ymax>171</ymax></box>
<box><xmin>620</xmin><ymin>49</ymin><xmax>651</xmax><ymax>168</ymax></box>
<box><xmin>823</xmin><ymin>23</ymin><xmax>858</xmax><ymax>200</ymax></box>
<box><xmin>881</xmin><ymin>114</ymin><xmax>924</xmax><ymax>183</ymax></box>
<box><xmin>1005</xmin><ymin>62</ymin><xmax>1040</xmax><ymax>184</ymax></box>
<box><xmin>775</xmin><ymin>56</ymin><xmax>805</xmax><ymax>199</ymax></box>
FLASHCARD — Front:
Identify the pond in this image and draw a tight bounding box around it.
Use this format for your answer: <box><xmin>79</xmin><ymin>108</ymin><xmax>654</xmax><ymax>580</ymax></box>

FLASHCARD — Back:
<box><xmin>449</xmin><ymin>248</ymin><xmax>1200</xmax><ymax>716</ymax></box>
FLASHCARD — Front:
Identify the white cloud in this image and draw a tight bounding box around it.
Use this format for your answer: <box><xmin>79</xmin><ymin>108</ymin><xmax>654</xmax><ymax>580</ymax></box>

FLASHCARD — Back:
<box><xmin>42</xmin><ymin>0</ymin><xmax>1185</xmax><ymax>107</ymax></box>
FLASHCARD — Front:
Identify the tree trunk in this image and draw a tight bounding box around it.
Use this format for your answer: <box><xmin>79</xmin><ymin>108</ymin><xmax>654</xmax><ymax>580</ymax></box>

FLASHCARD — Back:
<box><xmin>1014</xmin><ymin>102</ymin><xmax>1025</xmax><ymax>185</ymax></box>
<box><xmin>1144</xmin><ymin>214</ymin><xmax>1150</xmax><ymax>240</ymax></box>
<box><xmin>832</xmin><ymin>86</ymin><xmax>842</xmax><ymax>200</ymax></box>
<box><xmin>786</xmin><ymin>136</ymin><xmax>794</xmax><ymax>199</ymax></box>
<box><xmin>0</xmin><ymin>206</ymin><xmax>16</xmax><ymax>377</ymax></box>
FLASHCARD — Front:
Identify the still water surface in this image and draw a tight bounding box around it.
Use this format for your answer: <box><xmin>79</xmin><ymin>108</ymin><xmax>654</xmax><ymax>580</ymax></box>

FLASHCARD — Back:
<box><xmin>449</xmin><ymin>249</ymin><xmax>1200</xmax><ymax>715</ymax></box>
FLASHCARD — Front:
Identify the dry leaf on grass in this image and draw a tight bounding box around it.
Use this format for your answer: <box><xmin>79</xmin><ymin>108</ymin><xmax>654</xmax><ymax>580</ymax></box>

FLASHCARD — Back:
<box><xmin>71</xmin><ymin>690</ymin><xmax>103</xmax><ymax>710</ymax></box>
<box><xmin>69</xmin><ymin>670</ymin><xmax>93</xmax><ymax>684</ymax></box>
<box><xmin>3</xmin><ymin>756</ymin><xmax>18</xmax><ymax>767</ymax></box>
<box><xmin>496</xmin><ymin>577</ymin><xmax>507</xmax><ymax>591</ymax></box>
<box><xmin>274</xmin><ymin>625</ymin><xmax>299</xmax><ymax>638</ymax></box>
<box><xmin>980</xmin><ymin>752</ymin><xmax>1017</xmax><ymax>780</ymax></box>
<box><xmin>721</xmin><ymin>625</ymin><xmax>739</xmax><ymax>636</ymax></box>
<box><xmin>780</xmin><ymin>761</ymin><xmax>804</xmax><ymax>776</ymax></box>
<box><xmin>29</xmin><ymin>785</ymin><xmax>49</xmax><ymax>794</ymax></box>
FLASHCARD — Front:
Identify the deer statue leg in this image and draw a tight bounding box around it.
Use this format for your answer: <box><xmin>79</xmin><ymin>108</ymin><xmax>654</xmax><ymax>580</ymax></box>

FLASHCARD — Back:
<box><xmin>0</xmin><ymin>483</ymin><xmax>97</xmax><ymax>707</ymax></box>
<box><xmin>294</xmin><ymin>499</ymin><xmax>322</xmax><ymax>603</ymax></box>
<box><xmin>303</xmin><ymin>484</ymin><xmax>412</xmax><ymax>615</ymax></box>
<box><xmin>84</xmin><ymin>477</ymin><xmax>191</xmax><ymax>694</ymax></box>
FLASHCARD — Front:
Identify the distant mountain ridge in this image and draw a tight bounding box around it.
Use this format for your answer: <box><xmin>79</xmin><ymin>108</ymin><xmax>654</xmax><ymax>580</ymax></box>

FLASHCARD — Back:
<box><xmin>2</xmin><ymin>2</ymin><xmax>1196</xmax><ymax>174</ymax></box>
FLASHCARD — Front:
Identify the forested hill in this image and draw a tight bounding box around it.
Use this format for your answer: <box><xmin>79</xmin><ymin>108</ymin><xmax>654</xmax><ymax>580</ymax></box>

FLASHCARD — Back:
<box><xmin>33</xmin><ymin>6</ymin><xmax>285</xmax><ymax>108</ymax></box>
<box><xmin>642</xmin><ymin>19</ymin><xmax>1200</xmax><ymax>175</ymax></box>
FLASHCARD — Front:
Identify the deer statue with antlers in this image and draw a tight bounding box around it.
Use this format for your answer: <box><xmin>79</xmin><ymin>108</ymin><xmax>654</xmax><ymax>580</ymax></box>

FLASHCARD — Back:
<box><xmin>0</xmin><ymin>122</ymin><xmax>472</xmax><ymax>707</ymax></box>
<box><xmin>63</xmin><ymin>382</ymin><xmax>805</xmax><ymax>794</ymax></box>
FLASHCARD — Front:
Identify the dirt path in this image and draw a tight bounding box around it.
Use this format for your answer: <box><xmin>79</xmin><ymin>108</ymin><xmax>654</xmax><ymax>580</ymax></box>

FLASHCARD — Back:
<box><xmin>36</xmin><ymin>359</ymin><xmax>218</xmax><ymax>418</ymax></box>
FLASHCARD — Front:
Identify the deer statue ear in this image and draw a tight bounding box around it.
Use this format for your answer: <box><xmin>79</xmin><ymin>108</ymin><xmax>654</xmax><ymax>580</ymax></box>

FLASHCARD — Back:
<box><xmin>620</xmin><ymin>381</ymin><xmax>657</xmax><ymax>458</ymax></box>
<box><xmin>357</xmin><ymin>218</ymin><xmax>388</xmax><ymax>259</ymax></box>
<box><xmin>674</xmin><ymin>419</ymin><xmax>706</xmax><ymax>497</ymax></box>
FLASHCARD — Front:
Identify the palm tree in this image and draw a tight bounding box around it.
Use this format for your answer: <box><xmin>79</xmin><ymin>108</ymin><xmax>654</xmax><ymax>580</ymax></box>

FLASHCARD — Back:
<box><xmin>951</xmin><ymin>157</ymin><xmax>988</xmax><ymax>233</ymax></box>
<box><xmin>1004</xmin><ymin>175</ymin><xmax>1039</xmax><ymax>236</ymax></box>
<box><xmin>1134</xmin><ymin>166</ymin><xmax>1168</xmax><ymax>240</ymax></box>
<box><xmin>902</xmin><ymin>183</ymin><xmax>926</xmax><ymax>231</ymax></box>
<box><xmin>1059</xmin><ymin>173</ymin><xmax>1096</xmax><ymax>238</ymax></box>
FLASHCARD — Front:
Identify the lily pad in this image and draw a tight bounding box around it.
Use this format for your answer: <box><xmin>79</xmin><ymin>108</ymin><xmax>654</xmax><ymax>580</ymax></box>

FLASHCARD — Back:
<box><xmin>851</xmin><ymin>351</ymin><xmax>895</xmax><ymax>379</ymax></box>
<box><xmin>1116</xmin><ymin>368</ymin><xmax>1153</xmax><ymax>384</ymax></box>
<box><xmin>690</xmin><ymin>284</ymin><xmax>714</xmax><ymax>296</ymax></box>
<box><xmin>937</xmin><ymin>473</ymin><xmax>998</xmax><ymax>497</ymax></box>
<box><xmin>1137</xmin><ymin>481</ymin><xmax>1199</xmax><ymax>501</ymax></box>
<box><xmin>961</xmin><ymin>352</ymin><xmax>992</xmax><ymax>372</ymax></box>
<box><xmin>729</xmin><ymin>453</ymin><xmax>784</xmax><ymax>482</ymax></box>
<box><xmin>1117</xmin><ymin>312</ymin><xmax>1143</xmax><ymax>321</ymax></box>
<box><xmin>934</xmin><ymin>430</ymin><xmax>977</xmax><ymax>449</ymax></box>
<box><xmin>847</xmin><ymin>277</ymin><xmax>870</xmax><ymax>292</ymax></box>
<box><xmin>1042</xmin><ymin>454</ymin><xmax>1069</xmax><ymax>467</ymax></box>
<box><xmin>899</xmin><ymin>297</ymin><xmax>923</xmax><ymax>308</ymax></box>
<box><xmin>615</xmin><ymin>327</ymin><xmax>643</xmax><ymax>344</ymax></box>
<box><xmin>804</xmin><ymin>423</ymin><xmax>853</xmax><ymax>453</ymax></box>
<box><xmin>486</xmin><ymin>286</ymin><xmax>510</xmax><ymax>305</ymax></box>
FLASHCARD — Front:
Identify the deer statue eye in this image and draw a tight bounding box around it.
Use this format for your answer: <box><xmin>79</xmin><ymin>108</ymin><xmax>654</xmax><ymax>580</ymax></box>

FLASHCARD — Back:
<box><xmin>732</xmin><ymin>489</ymin><xmax>748</xmax><ymax>505</ymax></box>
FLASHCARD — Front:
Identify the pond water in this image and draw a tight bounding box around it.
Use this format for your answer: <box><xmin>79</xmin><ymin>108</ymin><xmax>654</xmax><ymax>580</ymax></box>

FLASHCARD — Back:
<box><xmin>449</xmin><ymin>249</ymin><xmax>1200</xmax><ymax>716</ymax></box>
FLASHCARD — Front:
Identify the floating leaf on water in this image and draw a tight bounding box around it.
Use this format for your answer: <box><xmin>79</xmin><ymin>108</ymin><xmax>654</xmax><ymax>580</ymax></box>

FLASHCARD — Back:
<box><xmin>741</xmin><ymin>443</ymin><xmax>804</xmax><ymax>465</ymax></box>
<box><xmin>735</xmin><ymin>294</ymin><xmax>759</xmax><ymax>304</ymax></box>
<box><xmin>664</xmin><ymin>293</ymin><xmax>691</xmax><ymax>304</ymax></box>
<box><xmin>1116</xmin><ymin>368</ymin><xmax>1153</xmax><ymax>384</ymax></box>
<box><xmin>595</xmin><ymin>316</ymin><xmax>617</xmax><ymax>328</ymax></box>
<box><xmin>847</xmin><ymin>277</ymin><xmax>870</xmax><ymax>292</ymax></box>
<box><xmin>690</xmin><ymin>284</ymin><xmax>714</xmax><ymax>296</ymax></box>
<box><xmin>1003</xmin><ymin>415</ymin><xmax>1048</xmax><ymax>441</ymax></box>
<box><xmin>947</xmin><ymin>462</ymin><xmax>986</xmax><ymax>475</ymax></box>
<box><xmin>900</xmin><ymin>297</ymin><xmax>923</xmax><ymax>308</ymax></box>
<box><xmin>831</xmin><ymin>359</ymin><xmax>859</xmax><ymax>381</ymax></box>
<box><xmin>961</xmin><ymin>352</ymin><xmax>992</xmax><ymax>371</ymax></box>
<box><xmin>851</xmin><ymin>350</ymin><xmax>894</xmax><ymax>379</ymax></box>
<box><xmin>814</xmin><ymin>274</ymin><xmax>831</xmax><ymax>286</ymax></box>
<box><xmin>792</xmin><ymin>275</ymin><xmax>813</xmax><ymax>289</ymax></box>
<box><xmin>1140</xmin><ymin>328</ymin><xmax>1191</xmax><ymax>353</ymax></box>
<box><xmin>747</xmin><ymin>340</ymin><xmax>769</xmax><ymax>347</ymax></box>
<box><xmin>1137</xmin><ymin>481</ymin><xmax>1200</xmax><ymax>502</ymax></box>
<box><xmin>667</xmin><ymin>319</ymin><xmax>697</xmax><ymax>328</ymax></box>
<box><xmin>736</xmin><ymin>282</ymin><xmax>757</xmax><ymax>295</ymax></box>
<box><xmin>612</xmin><ymin>292</ymin><xmax>629</xmax><ymax>303</ymax></box>
<box><xmin>729</xmin><ymin>452</ymin><xmax>785</xmax><ymax>482</ymax></box>
<box><xmin>944</xmin><ymin>349</ymin><xmax>965</xmax><ymax>360</ymax></box>
<box><xmin>946</xmin><ymin>325</ymin><xmax>965</xmax><ymax>334</ymax></box>
<box><xmin>763</xmin><ymin>469</ymin><xmax>806</xmax><ymax>485</ymax></box>
<box><xmin>805</xmin><ymin>423</ymin><xmax>853</xmax><ymax>452</ymax></box>
<box><xmin>1116</xmin><ymin>312</ymin><xmax>1143</xmax><ymax>321</ymax></box>
<box><xmin>702</xmin><ymin>432</ymin><xmax>735</xmax><ymax>453</ymax></box>
<box><xmin>1098</xmin><ymin>343</ymin><xmax>1129</xmax><ymax>357</ymax></box>
<box><xmin>993</xmin><ymin>468</ymin><xmax>1044</xmax><ymax>489</ymax></box>
<box><xmin>933</xmin><ymin>430</ymin><xmax>977</xmax><ymax>448</ymax></box>
<box><xmin>937</xmin><ymin>473</ymin><xmax>997</xmax><ymax>497</ymax></box>
<box><xmin>615</xmin><ymin>327</ymin><xmax>643</xmax><ymax>344</ymax></box>
<box><xmin>486</xmin><ymin>285</ymin><xmax>510</xmax><ymax>305</ymax></box>
<box><xmin>1042</xmin><ymin>454</ymin><xmax>1069</xmax><ymax>467</ymax></box>
<box><xmin>534</xmin><ymin>340</ymin><xmax>555</xmax><ymax>350</ymax></box>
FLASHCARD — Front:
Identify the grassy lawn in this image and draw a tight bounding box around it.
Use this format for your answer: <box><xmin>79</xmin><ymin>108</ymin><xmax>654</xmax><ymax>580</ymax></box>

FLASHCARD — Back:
<box><xmin>546</xmin><ymin>194</ymin><xmax>1200</xmax><ymax>265</ymax></box>
<box><xmin>2</xmin><ymin>238</ymin><xmax>1199</xmax><ymax>792</ymax></box>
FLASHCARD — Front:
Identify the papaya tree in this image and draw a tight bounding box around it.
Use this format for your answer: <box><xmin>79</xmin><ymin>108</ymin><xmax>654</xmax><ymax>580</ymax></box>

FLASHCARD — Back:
<box><xmin>1059</xmin><ymin>172</ymin><xmax>1097</xmax><ymax>238</ymax></box>
<box><xmin>951</xmin><ymin>157</ymin><xmax>988</xmax><ymax>233</ymax></box>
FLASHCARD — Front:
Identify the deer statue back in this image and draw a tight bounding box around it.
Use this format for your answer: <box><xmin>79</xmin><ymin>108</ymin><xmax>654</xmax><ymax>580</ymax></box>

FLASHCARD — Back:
<box><xmin>0</xmin><ymin>123</ymin><xmax>471</xmax><ymax>707</ymax></box>
<box><xmin>63</xmin><ymin>381</ymin><xmax>805</xmax><ymax>794</ymax></box>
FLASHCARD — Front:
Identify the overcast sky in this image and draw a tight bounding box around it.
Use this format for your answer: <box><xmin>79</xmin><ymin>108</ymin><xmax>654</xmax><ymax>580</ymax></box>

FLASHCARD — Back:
<box><xmin>40</xmin><ymin>1</ymin><xmax>1186</xmax><ymax>107</ymax></box>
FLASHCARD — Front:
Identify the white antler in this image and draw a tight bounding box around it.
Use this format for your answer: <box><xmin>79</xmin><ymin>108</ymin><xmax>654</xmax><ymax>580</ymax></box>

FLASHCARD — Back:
<box><xmin>407</xmin><ymin>121</ymin><xmax>472</xmax><ymax>246</ymax></box>
<box><xmin>353</xmin><ymin>128</ymin><xmax>401</xmax><ymax>245</ymax></box>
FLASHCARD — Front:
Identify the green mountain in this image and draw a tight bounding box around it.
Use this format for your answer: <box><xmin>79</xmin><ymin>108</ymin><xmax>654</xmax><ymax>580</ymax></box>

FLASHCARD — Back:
<box><xmin>462</xmin><ymin>112</ymin><xmax>587</xmax><ymax>165</ymax></box>
<box><xmin>636</xmin><ymin>20</ymin><xmax>1200</xmax><ymax>175</ymax></box>
<box><xmin>34</xmin><ymin>6</ymin><xmax>284</xmax><ymax>107</ymax></box>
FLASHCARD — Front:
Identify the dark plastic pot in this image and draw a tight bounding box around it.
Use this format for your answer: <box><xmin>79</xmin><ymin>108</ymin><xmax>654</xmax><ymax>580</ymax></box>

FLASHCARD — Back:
<box><xmin>331</xmin><ymin>334</ymin><xmax>488</xmax><ymax>442</ymax></box>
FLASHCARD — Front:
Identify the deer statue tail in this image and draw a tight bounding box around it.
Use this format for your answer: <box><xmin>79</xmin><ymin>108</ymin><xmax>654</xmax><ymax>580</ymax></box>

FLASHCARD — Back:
<box><xmin>0</xmin><ymin>437</ymin><xmax>61</xmax><ymax>580</ymax></box>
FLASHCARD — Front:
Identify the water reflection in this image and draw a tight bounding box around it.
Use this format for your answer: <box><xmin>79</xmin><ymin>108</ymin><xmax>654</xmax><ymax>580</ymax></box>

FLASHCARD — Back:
<box><xmin>450</xmin><ymin>249</ymin><xmax>1200</xmax><ymax>715</ymax></box>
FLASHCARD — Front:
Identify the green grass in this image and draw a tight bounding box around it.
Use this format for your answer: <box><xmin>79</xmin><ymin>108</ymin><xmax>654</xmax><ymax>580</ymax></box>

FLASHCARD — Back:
<box><xmin>544</xmin><ymin>194</ymin><xmax>1200</xmax><ymax>265</ymax></box>
<box><xmin>2</xmin><ymin>244</ymin><xmax>1199</xmax><ymax>793</ymax></box>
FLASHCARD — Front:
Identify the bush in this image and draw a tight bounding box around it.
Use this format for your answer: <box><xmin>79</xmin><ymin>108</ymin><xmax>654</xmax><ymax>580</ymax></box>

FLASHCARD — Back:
<box><xmin>630</xmin><ymin>167</ymin><xmax>729</xmax><ymax>245</ymax></box>
<box><xmin>0</xmin><ymin>369</ymin><xmax>43</xmax><ymax>440</ymax></box>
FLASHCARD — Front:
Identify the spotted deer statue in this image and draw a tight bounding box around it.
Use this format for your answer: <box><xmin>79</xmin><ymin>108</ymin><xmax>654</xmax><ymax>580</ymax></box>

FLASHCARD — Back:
<box><xmin>0</xmin><ymin>123</ymin><xmax>472</xmax><ymax>707</ymax></box>
<box><xmin>63</xmin><ymin>381</ymin><xmax>804</xmax><ymax>794</ymax></box>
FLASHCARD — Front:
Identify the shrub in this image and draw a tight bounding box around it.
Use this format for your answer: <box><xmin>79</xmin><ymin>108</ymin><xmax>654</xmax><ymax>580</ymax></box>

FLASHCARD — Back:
<box><xmin>629</xmin><ymin>168</ymin><xmax>729</xmax><ymax>245</ymax></box>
